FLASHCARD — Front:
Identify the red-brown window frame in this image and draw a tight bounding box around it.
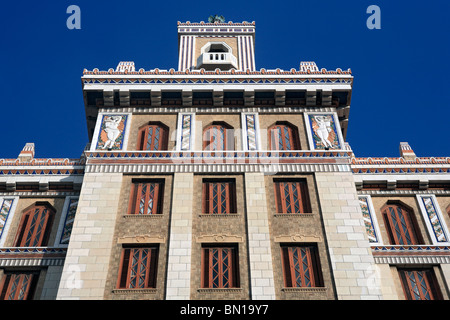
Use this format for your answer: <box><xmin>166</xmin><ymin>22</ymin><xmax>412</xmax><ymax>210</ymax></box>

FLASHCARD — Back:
<box><xmin>14</xmin><ymin>203</ymin><xmax>55</xmax><ymax>247</ymax></box>
<box><xmin>201</xmin><ymin>244</ymin><xmax>240</xmax><ymax>289</ymax></box>
<box><xmin>116</xmin><ymin>246</ymin><xmax>159</xmax><ymax>289</ymax></box>
<box><xmin>274</xmin><ymin>179</ymin><xmax>311</xmax><ymax>214</ymax></box>
<box><xmin>398</xmin><ymin>268</ymin><xmax>443</xmax><ymax>300</ymax></box>
<box><xmin>127</xmin><ymin>180</ymin><xmax>164</xmax><ymax>215</ymax></box>
<box><xmin>280</xmin><ymin>244</ymin><xmax>323</xmax><ymax>288</ymax></box>
<box><xmin>382</xmin><ymin>203</ymin><xmax>423</xmax><ymax>245</ymax></box>
<box><xmin>202</xmin><ymin>179</ymin><xmax>236</xmax><ymax>214</ymax></box>
<box><xmin>137</xmin><ymin>122</ymin><xmax>169</xmax><ymax>151</ymax></box>
<box><xmin>268</xmin><ymin>122</ymin><xmax>300</xmax><ymax>151</ymax></box>
<box><xmin>203</xmin><ymin>123</ymin><xmax>234</xmax><ymax>151</ymax></box>
<box><xmin>0</xmin><ymin>271</ymin><xmax>39</xmax><ymax>300</ymax></box>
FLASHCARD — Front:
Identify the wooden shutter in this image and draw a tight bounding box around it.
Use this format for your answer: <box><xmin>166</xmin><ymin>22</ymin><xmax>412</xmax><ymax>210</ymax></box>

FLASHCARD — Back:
<box><xmin>138</xmin><ymin>124</ymin><xmax>168</xmax><ymax>151</ymax></box>
<box><xmin>117</xmin><ymin>247</ymin><xmax>158</xmax><ymax>289</ymax></box>
<box><xmin>202</xmin><ymin>246</ymin><xmax>238</xmax><ymax>288</ymax></box>
<box><xmin>128</xmin><ymin>182</ymin><xmax>163</xmax><ymax>215</ymax></box>
<box><xmin>274</xmin><ymin>181</ymin><xmax>310</xmax><ymax>214</ymax></box>
<box><xmin>0</xmin><ymin>273</ymin><xmax>37</xmax><ymax>300</ymax></box>
<box><xmin>15</xmin><ymin>205</ymin><xmax>54</xmax><ymax>247</ymax></box>
<box><xmin>382</xmin><ymin>204</ymin><xmax>421</xmax><ymax>245</ymax></box>
<box><xmin>399</xmin><ymin>269</ymin><xmax>442</xmax><ymax>300</ymax></box>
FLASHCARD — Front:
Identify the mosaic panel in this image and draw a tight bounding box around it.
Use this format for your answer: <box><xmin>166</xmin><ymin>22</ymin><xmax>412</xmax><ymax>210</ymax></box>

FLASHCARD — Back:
<box><xmin>245</xmin><ymin>114</ymin><xmax>257</xmax><ymax>151</ymax></box>
<box><xmin>60</xmin><ymin>199</ymin><xmax>79</xmax><ymax>244</ymax></box>
<box><xmin>420</xmin><ymin>196</ymin><xmax>448</xmax><ymax>243</ymax></box>
<box><xmin>181</xmin><ymin>114</ymin><xmax>192</xmax><ymax>151</ymax></box>
<box><xmin>308</xmin><ymin>114</ymin><xmax>341</xmax><ymax>150</ymax></box>
<box><xmin>96</xmin><ymin>115</ymin><xmax>128</xmax><ymax>150</ymax></box>
<box><xmin>0</xmin><ymin>199</ymin><xmax>13</xmax><ymax>239</ymax></box>
<box><xmin>358</xmin><ymin>196</ymin><xmax>378</xmax><ymax>243</ymax></box>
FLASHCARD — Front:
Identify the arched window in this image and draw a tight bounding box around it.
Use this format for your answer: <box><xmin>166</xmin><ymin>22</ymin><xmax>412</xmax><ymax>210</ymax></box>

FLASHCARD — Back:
<box><xmin>137</xmin><ymin>122</ymin><xmax>168</xmax><ymax>151</ymax></box>
<box><xmin>203</xmin><ymin>123</ymin><xmax>233</xmax><ymax>151</ymax></box>
<box><xmin>382</xmin><ymin>203</ymin><xmax>423</xmax><ymax>245</ymax></box>
<box><xmin>268</xmin><ymin>122</ymin><xmax>300</xmax><ymax>151</ymax></box>
<box><xmin>15</xmin><ymin>203</ymin><xmax>55</xmax><ymax>247</ymax></box>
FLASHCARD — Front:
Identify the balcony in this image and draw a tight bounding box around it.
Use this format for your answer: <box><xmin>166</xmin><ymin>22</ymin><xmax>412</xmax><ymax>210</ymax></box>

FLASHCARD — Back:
<box><xmin>197</xmin><ymin>52</ymin><xmax>238</xmax><ymax>71</ymax></box>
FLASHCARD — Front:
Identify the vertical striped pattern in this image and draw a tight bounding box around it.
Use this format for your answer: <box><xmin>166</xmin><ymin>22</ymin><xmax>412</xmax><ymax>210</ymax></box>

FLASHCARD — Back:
<box><xmin>178</xmin><ymin>35</ymin><xmax>195</xmax><ymax>71</ymax></box>
<box><xmin>237</xmin><ymin>35</ymin><xmax>255</xmax><ymax>71</ymax></box>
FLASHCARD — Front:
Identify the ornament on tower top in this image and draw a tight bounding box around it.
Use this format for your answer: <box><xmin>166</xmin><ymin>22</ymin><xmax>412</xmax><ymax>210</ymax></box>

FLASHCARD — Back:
<box><xmin>208</xmin><ymin>15</ymin><xmax>225</xmax><ymax>23</ymax></box>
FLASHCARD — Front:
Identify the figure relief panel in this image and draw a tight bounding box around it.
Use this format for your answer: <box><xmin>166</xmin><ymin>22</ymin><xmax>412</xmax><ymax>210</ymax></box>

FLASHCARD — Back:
<box><xmin>304</xmin><ymin>112</ymin><xmax>344</xmax><ymax>150</ymax></box>
<box><xmin>94</xmin><ymin>114</ymin><xmax>129</xmax><ymax>150</ymax></box>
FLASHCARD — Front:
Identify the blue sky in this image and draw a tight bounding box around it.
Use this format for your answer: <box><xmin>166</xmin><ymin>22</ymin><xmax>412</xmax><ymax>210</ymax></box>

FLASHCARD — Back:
<box><xmin>1</xmin><ymin>0</ymin><xmax>449</xmax><ymax>159</ymax></box>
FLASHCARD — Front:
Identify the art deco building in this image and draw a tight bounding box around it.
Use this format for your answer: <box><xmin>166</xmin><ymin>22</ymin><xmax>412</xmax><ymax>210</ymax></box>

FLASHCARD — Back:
<box><xmin>0</xmin><ymin>20</ymin><xmax>449</xmax><ymax>300</ymax></box>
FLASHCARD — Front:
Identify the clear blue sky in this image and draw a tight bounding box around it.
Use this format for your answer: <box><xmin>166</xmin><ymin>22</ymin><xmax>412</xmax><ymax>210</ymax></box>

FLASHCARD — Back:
<box><xmin>1</xmin><ymin>0</ymin><xmax>449</xmax><ymax>159</ymax></box>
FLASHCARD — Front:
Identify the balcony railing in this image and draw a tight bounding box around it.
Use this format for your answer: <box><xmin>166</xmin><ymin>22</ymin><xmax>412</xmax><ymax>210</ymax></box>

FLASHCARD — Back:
<box><xmin>197</xmin><ymin>52</ymin><xmax>238</xmax><ymax>70</ymax></box>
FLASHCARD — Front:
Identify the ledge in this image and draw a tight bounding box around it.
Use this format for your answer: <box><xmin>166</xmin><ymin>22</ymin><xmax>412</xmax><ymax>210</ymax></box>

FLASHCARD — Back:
<box><xmin>281</xmin><ymin>287</ymin><xmax>327</xmax><ymax>293</ymax></box>
<box><xmin>0</xmin><ymin>247</ymin><xmax>67</xmax><ymax>267</ymax></box>
<box><xmin>122</xmin><ymin>214</ymin><xmax>164</xmax><ymax>219</ymax></box>
<box><xmin>198</xmin><ymin>213</ymin><xmax>240</xmax><ymax>218</ymax></box>
<box><xmin>371</xmin><ymin>245</ymin><xmax>450</xmax><ymax>264</ymax></box>
<box><xmin>273</xmin><ymin>213</ymin><xmax>314</xmax><ymax>217</ymax></box>
<box><xmin>197</xmin><ymin>288</ymin><xmax>243</xmax><ymax>294</ymax></box>
<box><xmin>112</xmin><ymin>288</ymin><xmax>157</xmax><ymax>295</ymax></box>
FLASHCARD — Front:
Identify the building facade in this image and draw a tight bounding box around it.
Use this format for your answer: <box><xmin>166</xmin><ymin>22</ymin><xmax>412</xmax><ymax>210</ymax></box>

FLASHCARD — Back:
<box><xmin>0</xmin><ymin>20</ymin><xmax>449</xmax><ymax>300</ymax></box>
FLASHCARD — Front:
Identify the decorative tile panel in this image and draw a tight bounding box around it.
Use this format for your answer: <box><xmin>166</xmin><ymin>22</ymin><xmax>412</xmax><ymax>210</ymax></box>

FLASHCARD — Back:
<box><xmin>0</xmin><ymin>199</ymin><xmax>14</xmax><ymax>239</ymax></box>
<box><xmin>418</xmin><ymin>195</ymin><xmax>449</xmax><ymax>244</ymax></box>
<box><xmin>181</xmin><ymin>114</ymin><xmax>192</xmax><ymax>151</ymax></box>
<box><xmin>60</xmin><ymin>199</ymin><xmax>79</xmax><ymax>245</ymax></box>
<box><xmin>96</xmin><ymin>115</ymin><xmax>128</xmax><ymax>150</ymax></box>
<box><xmin>358</xmin><ymin>196</ymin><xmax>379</xmax><ymax>243</ymax></box>
<box><xmin>244</xmin><ymin>114</ymin><xmax>258</xmax><ymax>151</ymax></box>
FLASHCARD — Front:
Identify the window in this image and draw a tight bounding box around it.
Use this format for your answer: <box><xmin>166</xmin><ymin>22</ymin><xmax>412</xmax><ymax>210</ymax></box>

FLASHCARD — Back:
<box><xmin>281</xmin><ymin>244</ymin><xmax>323</xmax><ymax>288</ymax></box>
<box><xmin>201</xmin><ymin>245</ymin><xmax>239</xmax><ymax>288</ymax></box>
<box><xmin>382</xmin><ymin>203</ymin><xmax>423</xmax><ymax>245</ymax></box>
<box><xmin>274</xmin><ymin>180</ymin><xmax>311</xmax><ymax>214</ymax></box>
<box><xmin>203</xmin><ymin>123</ymin><xmax>233</xmax><ymax>151</ymax></box>
<box><xmin>0</xmin><ymin>272</ymin><xmax>39</xmax><ymax>300</ymax></box>
<box><xmin>117</xmin><ymin>247</ymin><xmax>159</xmax><ymax>289</ymax></box>
<box><xmin>398</xmin><ymin>268</ymin><xmax>442</xmax><ymax>300</ymax></box>
<box><xmin>268</xmin><ymin>122</ymin><xmax>300</xmax><ymax>151</ymax></box>
<box><xmin>137</xmin><ymin>123</ymin><xmax>168</xmax><ymax>151</ymax></box>
<box><xmin>202</xmin><ymin>180</ymin><xmax>236</xmax><ymax>214</ymax></box>
<box><xmin>15</xmin><ymin>203</ymin><xmax>55</xmax><ymax>247</ymax></box>
<box><xmin>128</xmin><ymin>181</ymin><xmax>164</xmax><ymax>215</ymax></box>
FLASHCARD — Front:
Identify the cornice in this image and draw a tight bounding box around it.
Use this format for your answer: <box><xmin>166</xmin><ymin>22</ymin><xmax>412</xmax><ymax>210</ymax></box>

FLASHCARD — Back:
<box><xmin>82</xmin><ymin>67</ymin><xmax>352</xmax><ymax>78</ymax></box>
<box><xmin>351</xmin><ymin>156</ymin><xmax>450</xmax><ymax>174</ymax></box>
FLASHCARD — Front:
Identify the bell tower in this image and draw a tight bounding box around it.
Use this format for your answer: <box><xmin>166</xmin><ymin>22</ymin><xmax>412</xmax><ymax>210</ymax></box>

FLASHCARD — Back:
<box><xmin>177</xmin><ymin>19</ymin><xmax>256</xmax><ymax>72</ymax></box>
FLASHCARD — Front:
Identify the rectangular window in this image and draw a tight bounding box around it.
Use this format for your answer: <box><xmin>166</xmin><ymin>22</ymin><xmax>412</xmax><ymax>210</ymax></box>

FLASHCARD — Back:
<box><xmin>201</xmin><ymin>245</ymin><xmax>239</xmax><ymax>288</ymax></box>
<box><xmin>202</xmin><ymin>180</ymin><xmax>236</xmax><ymax>214</ymax></box>
<box><xmin>281</xmin><ymin>244</ymin><xmax>323</xmax><ymax>288</ymax></box>
<box><xmin>0</xmin><ymin>272</ymin><xmax>39</xmax><ymax>300</ymax></box>
<box><xmin>117</xmin><ymin>246</ymin><xmax>159</xmax><ymax>289</ymax></box>
<box><xmin>128</xmin><ymin>181</ymin><xmax>164</xmax><ymax>215</ymax></box>
<box><xmin>398</xmin><ymin>268</ymin><xmax>442</xmax><ymax>300</ymax></box>
<box><xmin>274</xmin><ymin>180</ymin><xmax>311</xmax><ymax>214</ymax></box>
